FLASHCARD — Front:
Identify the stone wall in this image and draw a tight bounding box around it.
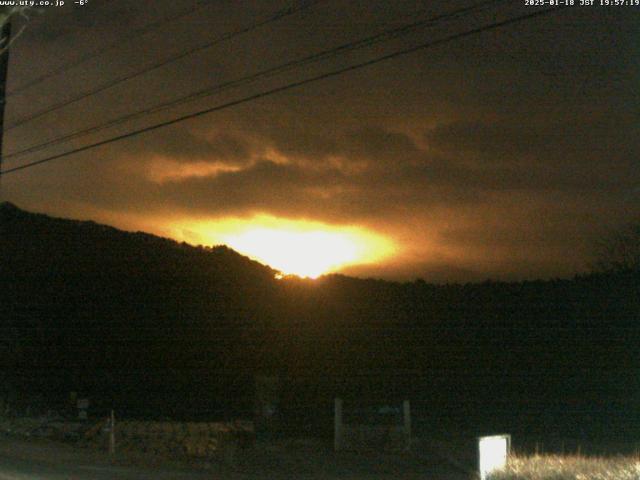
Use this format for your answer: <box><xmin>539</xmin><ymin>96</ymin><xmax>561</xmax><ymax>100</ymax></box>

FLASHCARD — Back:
<box><xmin>84</xmin><ymin>419</ymin><xmax>254</xmax><ymax>460</ymax></box>
<box><xmin>0</xmin><ymin>414</ymin><xmax>255</xmax><ymax>461</ymax></box>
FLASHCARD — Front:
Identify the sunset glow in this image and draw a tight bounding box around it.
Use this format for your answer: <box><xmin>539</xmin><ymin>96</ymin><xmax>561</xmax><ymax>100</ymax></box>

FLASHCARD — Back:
<box><xmin>175</xmin><ymin>216</ymin><xmax>396</xmax><ymax>278</ymax></box>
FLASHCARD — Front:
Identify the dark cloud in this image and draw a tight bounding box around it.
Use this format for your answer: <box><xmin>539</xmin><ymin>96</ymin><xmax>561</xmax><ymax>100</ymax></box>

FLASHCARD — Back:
<box><xmin>425</xmin><ymin>121</ymin><xmax>539</xmax><ymax>158</ymax></box>
<box><xmin>263</xmin><ymin>125</ymin><xmax>423</xmax><ymax>166</ymax></box>
<box><xmin>127</xmin><ymin>128</ymin><xmax>253</xmax><ymax>163</ymax></box>
<box><xmin>425</xmin><ymin>117</ymin><xmax>640</xmax><ymax>168</ymax></box>
<box><xmin>157</xmin><ymin>159</ymin><xmax>349</xmax><ymax>218</ymax></box>
<box><xmin>341</xmin><ymin>127</ymin><xmax>422</xmax><ymax>163</ymax></box>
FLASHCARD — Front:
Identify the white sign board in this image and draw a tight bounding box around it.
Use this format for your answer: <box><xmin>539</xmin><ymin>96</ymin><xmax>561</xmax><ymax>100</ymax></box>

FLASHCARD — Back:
<box><xmin>478</xmin><ymin>434</ymin><xmax>510</xmax><ymax>480</ymax></box>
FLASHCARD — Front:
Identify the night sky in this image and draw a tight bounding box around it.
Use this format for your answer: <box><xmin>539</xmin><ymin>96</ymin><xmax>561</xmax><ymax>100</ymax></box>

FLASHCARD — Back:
<box><xmin>1</xmin><ymin>0</ymin><xmax>638</xmax><ymax>282</ymax></box>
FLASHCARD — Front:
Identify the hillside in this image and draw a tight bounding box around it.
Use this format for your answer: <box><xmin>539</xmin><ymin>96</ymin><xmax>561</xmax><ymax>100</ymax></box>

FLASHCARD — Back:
<box><xmin>1</xmin><ymin>203</ymin><xmax>639</xmax><ymax>441</ymax></box>
<box><xmin>0</xmin><ymin>202</ymin><xmax>279</xmax><ymax>417</ymax></box>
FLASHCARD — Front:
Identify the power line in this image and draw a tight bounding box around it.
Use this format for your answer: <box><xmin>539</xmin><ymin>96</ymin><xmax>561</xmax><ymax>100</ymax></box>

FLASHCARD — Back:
<box><xmin>4</xmin><ymin>0</ymin><xmax>321</xmax><ymax>132</ymax></box>
<box><xmin>0</xmin><ymin>6</ymin><xmax>570</xmax><ymax>177</ymax></box>
<box><xmin>3</xmin><ymin>0</ymin><xmax>508</xmax><ymax>162</ymax></box>
<box><xmin>7</xmin><ymin>0</ymin><xmax>209</xmax><ymax>97</ymax></box>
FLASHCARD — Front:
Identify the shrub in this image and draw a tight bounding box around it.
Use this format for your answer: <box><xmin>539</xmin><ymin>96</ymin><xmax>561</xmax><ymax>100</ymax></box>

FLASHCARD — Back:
<box><xmin>488</xmin><ymin>453</ymin><xmax>640</xmax><ymax>480</ymax></box>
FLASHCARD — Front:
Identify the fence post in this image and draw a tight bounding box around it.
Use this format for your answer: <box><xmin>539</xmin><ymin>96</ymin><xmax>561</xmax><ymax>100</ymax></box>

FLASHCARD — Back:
<box><xmin>403</xmin><ymin>400</ymin><xmax>411</xmax><ymax>451</ymax></box>
<box><xmin>334</xmin><ymin>398</ymin><xmax>343</xmax><ymax>452</ymax></box>
<box><xmin>109</xmin><ymin>409</ymin><xmax>116</xmax><ymax>456</ymax></box>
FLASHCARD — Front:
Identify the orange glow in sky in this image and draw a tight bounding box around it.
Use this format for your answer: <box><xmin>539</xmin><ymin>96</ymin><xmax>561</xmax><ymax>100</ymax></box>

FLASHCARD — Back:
<box><xmin>174</xmin><ymin>215</ymin><xmax>396</xmax><ymax>278</ymax></box>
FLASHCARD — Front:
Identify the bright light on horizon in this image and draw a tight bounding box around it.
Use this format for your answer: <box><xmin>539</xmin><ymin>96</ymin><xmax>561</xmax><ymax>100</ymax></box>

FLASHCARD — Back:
<box><xmin>172</xmin><ymin>215</ymin><xmax>396</xmax><ymax>278</ymax></box>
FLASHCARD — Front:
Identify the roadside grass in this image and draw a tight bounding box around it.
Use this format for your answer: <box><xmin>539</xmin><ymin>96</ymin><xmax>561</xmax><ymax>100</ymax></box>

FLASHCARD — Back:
<box><xmin>488</xmin><ymin>453</ymin><xmax>640</xmax><ymax>480</ymax></box>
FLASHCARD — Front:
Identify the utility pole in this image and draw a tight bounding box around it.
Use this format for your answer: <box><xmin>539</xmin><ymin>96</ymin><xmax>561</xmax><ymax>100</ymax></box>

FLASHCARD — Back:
<box><xmin>0</xmin><ymin>11</ymin><xmax>11</xmax><ymax>193</ymax></box>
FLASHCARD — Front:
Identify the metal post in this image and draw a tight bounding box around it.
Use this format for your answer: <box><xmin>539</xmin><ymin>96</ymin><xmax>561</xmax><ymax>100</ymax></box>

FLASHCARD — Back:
<box><xmin>403</xmin><ymin>399</ymin><xmax>411</xmax><ymax>451</ymax></box>
<box><xmin>109</xmin><ymin>409</ymin><xmax>116</xmax><ymax>455</ymax></box>
<box><xmin>334</xmin><ymin>398</ymin><xmax>343</xmax><ymax>452</ymax></box>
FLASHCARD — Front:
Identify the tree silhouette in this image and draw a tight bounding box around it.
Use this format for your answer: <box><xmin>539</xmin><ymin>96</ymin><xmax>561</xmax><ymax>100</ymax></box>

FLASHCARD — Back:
<box><xmin>0</xmin><ymin>6</ymin><xmax>39</xmax><ymax>55</ymax></box>
<box><xmin>593</xmin><ymin>223</ymin><xmax>640</xmax><ymax>273</ymax></box>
